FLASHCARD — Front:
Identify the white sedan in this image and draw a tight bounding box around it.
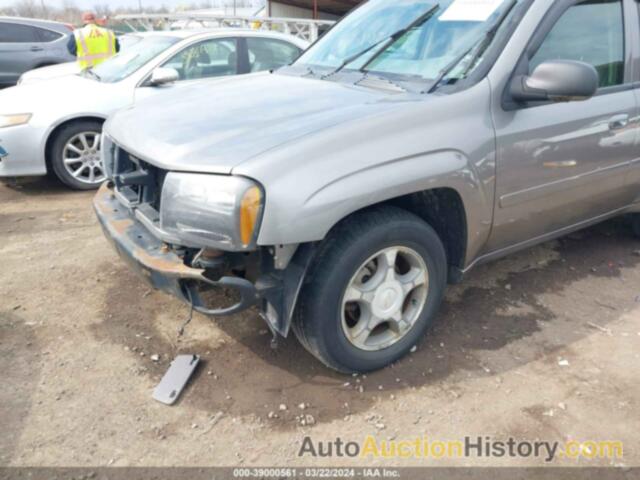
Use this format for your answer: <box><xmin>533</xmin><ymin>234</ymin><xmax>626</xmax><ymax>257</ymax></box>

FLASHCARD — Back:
<box><xmin>0</xmin><ymin>29</ymin><xmax>308</xmax><ymax>189</ymax></box>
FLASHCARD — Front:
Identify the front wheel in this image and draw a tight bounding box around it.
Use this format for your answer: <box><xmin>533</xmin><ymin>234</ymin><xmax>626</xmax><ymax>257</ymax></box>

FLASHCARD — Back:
<box><xmin>292</xmin><ymin>206</ymin><xmax>447</xmax><ymax>373</ymax></box>
<box><xmin>50</xmin><ymin>120</ymin><xmax>105</xmax><ymax>190</ymax></box>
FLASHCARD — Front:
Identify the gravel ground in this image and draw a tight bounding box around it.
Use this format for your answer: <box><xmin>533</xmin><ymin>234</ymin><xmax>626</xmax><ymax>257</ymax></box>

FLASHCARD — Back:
<box><xmin>1</xmin><ymin>177</ymin><xmax>639</xmax><ymax>468</ymax></box>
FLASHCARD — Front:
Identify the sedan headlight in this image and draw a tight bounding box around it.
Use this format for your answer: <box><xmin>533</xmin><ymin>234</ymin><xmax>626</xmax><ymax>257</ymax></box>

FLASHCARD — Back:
<box><xmin>0</xmin><ymin>114</ymin><xmax>32</xmax><ymax>129</ymax></box>
<box><xmin>160</xmin><ymin>172</ymin><xmax>264</xmax><ymax>251</ymax></box>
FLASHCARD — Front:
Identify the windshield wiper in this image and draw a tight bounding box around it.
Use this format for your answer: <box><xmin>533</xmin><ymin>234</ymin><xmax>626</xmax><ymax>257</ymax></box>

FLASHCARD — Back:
<box><xmin>84</xmin><ymin>68</ymin><xmax>102</xmax><ymax>82</ymax></box>
<box><xmin>426</xmin><ymin>0</ymin><xmax>517</xmax><ymax>93</ymax></box>
<box><xmin>323</xmin><ymin>3</ymin><xmax>440</xmax><ymax>79</ymax></box>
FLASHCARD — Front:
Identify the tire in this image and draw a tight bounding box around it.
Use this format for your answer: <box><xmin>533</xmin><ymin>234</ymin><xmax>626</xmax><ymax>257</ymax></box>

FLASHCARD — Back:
<box><xmin>633</xmin><ymin>214</ymin><xmax>640</xmax><ymax>238</ymax></box>
<box><xmin>50</xmin><ymin>120</ymin><xmax>105</xmax><ymax>190</ymax></box>
<box><xmin>292</xmin><ymin>206</ymin><xmax>448</xmax><ymax>373</ymax></box>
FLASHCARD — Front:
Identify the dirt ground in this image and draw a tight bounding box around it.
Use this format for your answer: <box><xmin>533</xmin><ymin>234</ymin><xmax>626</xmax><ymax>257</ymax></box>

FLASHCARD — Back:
<box><xmin>1</xmin><ymin>177</ymin><xmax>639</xmax><ymax>468</ymax></box>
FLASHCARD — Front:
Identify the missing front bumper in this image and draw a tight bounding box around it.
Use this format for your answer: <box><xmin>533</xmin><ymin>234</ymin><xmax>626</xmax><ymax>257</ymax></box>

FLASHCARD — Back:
<box><xmin>93</xmin><ymin>183</ymin><xmax>261</xmax><ymax>316</ymax></box>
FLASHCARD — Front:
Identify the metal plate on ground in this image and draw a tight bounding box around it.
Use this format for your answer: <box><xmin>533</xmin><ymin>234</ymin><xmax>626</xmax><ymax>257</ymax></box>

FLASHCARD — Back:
<box><xmin>152</xmin><ymin>354</ymin><xmax>200</xmax><ymax>405</ymax></box>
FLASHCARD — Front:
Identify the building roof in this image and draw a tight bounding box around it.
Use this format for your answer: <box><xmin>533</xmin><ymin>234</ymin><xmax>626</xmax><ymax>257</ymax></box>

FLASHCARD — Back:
<box><xmin>271</xmin><ymin>0</ymin><xmax>362</xmax><ymax>16</ymax></box>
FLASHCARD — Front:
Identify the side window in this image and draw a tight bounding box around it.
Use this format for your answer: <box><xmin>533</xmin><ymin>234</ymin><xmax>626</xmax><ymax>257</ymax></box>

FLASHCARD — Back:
<box><xmin>246</xmin><ymin>38</ymin><xmax>302</xmax><ymax>72</ymax></box>
<box><xmin>37</xmin><ymin>28</ymin><xmax>63</xmax><ymax>43</ymax></box>
<box><xmin>530</xmin><ymin>0</ymin><xmax>624</xmax><ymax>88</ymax></box>
<box><xmin>0</xmin><ymin>23</ymin><xmax>41</xmax><ymax>43</ymax></box>
<box><xmin>163</xmin><ymin>38</ymin><xmax>238</xmax><ymax>81</ymax></box>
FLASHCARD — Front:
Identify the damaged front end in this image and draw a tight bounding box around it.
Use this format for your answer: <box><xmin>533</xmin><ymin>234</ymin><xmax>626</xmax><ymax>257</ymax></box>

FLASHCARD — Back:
<box><xmin>93</xmin><ymin>182</ymin><xmax>314</xmax><ymax>337</ymax></box>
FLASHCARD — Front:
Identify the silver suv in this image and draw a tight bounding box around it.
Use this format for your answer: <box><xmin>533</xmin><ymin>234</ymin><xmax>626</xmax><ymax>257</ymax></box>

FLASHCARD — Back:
<box><xmin>95</xmin><ymin>0</ymin><xmax>640</xmax><ymax>372</ymax></box>
<box><xmin>0</xmin><ymin>17</ymin><xmax>74</xmax><ymax>87</ymax></box>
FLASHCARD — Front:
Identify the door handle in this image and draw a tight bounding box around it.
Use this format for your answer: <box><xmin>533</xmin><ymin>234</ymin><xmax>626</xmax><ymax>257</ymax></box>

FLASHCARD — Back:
<box><xmin>30</xmin><ymin>46</ymin><xmax>43</xmax><ymax>52</ymax></box>
<box><xmin>608</xmin><ymin>114</ymin><xmax>629</xmax><ymax>131</ymax></box>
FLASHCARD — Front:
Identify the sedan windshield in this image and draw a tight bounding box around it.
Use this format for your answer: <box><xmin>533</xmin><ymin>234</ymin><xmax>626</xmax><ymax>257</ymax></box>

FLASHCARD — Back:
<box><xmin>296</xmin><ymin>0</ymin><xmax>519</xmax><ymax>83</ymax></box>
<box><xmin>89</xmin><ymin>35</ymin><xmax>180</xmax><ymax>83</ymax></box>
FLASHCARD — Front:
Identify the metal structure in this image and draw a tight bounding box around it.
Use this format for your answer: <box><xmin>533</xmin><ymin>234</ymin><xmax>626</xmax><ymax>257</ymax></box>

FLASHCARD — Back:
<box><xmin>268</xmin><ymin>0</ymin><xmax>362</xmax><ymax>18</ymax></box>
<box><xmin>114</xmin><ymin>12</ymin><xmax>335</xmax><ymax>42</ymax></box>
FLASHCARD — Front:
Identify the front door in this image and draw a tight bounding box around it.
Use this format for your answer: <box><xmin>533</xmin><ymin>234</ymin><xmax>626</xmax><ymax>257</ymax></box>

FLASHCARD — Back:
<box><xmin>486</xmin><ymin>0</ymin><xmax>638</xmax><ymax>253</ymax></box>
<box><xmin>134</xmin><ymin>37</ymin><xmax>240</xmax><ymax>103</ymax></box>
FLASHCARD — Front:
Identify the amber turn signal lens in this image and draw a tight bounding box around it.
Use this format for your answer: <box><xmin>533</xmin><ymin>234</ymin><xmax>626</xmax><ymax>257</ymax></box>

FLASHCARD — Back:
<box><xmin>239</xmin><ymin>186</ymin><xmax>262</xmax><ymax>247</ymax></box>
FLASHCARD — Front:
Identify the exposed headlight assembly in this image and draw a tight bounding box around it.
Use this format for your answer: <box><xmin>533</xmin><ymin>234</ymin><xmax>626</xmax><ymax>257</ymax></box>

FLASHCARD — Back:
<box><xmin>160</xmin><ymin>172</ymin><xmax>264</xmax><ymax>251</ymax></box>
<box><xmin>0</xmin><ymin>114</ymin><xmax>32</xmax><ymax>129</ymax></box>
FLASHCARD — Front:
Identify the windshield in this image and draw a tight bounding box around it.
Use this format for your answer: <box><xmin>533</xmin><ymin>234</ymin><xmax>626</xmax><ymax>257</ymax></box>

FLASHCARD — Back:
<box><xmin>296</xmin><ymin>0</ymin><xmax>519</xmax><ymax>82</ymax></box>
<box><xmin>89</xmin><ymin>35</ymin><xmax>180</xmax><ymax>83</ymax></box>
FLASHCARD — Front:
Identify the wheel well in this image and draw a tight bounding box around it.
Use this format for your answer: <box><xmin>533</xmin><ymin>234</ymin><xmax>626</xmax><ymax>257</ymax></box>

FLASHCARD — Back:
<box><xmin>341</xmin><ymin>189</ymin><xmax>468</xmax><ymax>282</ymax></box>
<box><xmin>44</xmin><ymin>117</ymin><xmax>105</xmax><ymax>172</ymax></box>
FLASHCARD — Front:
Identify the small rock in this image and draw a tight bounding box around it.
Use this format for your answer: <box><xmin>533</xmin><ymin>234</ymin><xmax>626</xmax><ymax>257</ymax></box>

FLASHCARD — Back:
<box><xmin>505</xmin><ymin>284</ymin><xmax>512</xmax><ymax>291</ymax></box>
<box><xmin>279</xmin><ymin>404</ymin><xmax>287</xmax><ymax>411</ymax></box>
<box><xmin>558</xmin><ymin>359</ymin><xmax>570</xmax><ymax>367</ymax></box>
<box><xmin>375</xmin><ymin>423</ymin><xmax>386</xmax><ymax>430</ymax></box>
<box><xmin>150</xmin><ymin>354</ymin><xmax>160</xmax><ymax>362</ymax></box>
<box><xmin>298</xmin><ymin>403</ymin><xmax>306</xmax><ymax>410</ymax></box>
<box><xmin>558</xmin><ymin>402</ymin><xmax>567</xmax><ymax>410</ymax></box>
<box><xmin>410</xmin><ymin>346</ymin><xmax>417</xmax><ymax>353</ymax></box>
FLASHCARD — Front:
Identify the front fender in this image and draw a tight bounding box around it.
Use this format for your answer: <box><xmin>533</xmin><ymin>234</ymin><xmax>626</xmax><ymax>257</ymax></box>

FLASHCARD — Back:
<box><xmin>246</xmin><ymin>80</ymin><xmax>497</xmax><ymax>267</ymax></box>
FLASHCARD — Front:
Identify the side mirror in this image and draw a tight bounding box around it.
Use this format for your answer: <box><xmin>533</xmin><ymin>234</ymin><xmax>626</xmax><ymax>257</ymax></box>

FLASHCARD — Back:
<box><xmin>510</xmin><ymin>60</ymin><xmax>599</xmax><ymax>103</ymax></box>
<box><xmin>149</xmin><ymin>67</ymin><xmax>179</xmax><ymax>86</ymax></box>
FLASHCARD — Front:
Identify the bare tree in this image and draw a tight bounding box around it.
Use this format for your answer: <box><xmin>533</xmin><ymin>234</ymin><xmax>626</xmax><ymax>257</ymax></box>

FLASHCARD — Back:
<box><xmin>1</xmin><ymin>0</ymin><xmax>264</xmax><ymax>24</ymax></box>
<box><xmin>11</xmin><ymin>0</ymin><xmax>42</xmax><ymax>18</ymax></box>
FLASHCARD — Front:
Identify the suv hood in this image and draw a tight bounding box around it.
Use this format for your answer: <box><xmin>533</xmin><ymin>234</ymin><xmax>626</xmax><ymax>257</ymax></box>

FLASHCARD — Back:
<box><xmin>105</xmin><ymin>72</ymin><xmax>412</xmax><ymax>175</ymax></box>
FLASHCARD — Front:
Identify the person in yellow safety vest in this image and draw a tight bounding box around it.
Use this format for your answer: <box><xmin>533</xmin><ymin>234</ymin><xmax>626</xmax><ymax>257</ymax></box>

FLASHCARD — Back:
<box><xmin>67</xmin><ymin>12</ymin><xmax>120</xmax><ymax>70</ymax></box>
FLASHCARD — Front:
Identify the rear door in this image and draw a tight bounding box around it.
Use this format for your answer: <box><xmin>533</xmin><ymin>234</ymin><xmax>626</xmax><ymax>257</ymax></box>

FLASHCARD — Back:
<box><xmin>486</xmin><ymin>0</ymin><xmax>639</xmax><ymax>252</ymax></box>
<box><xmin>244</xmin><ymin>37</ymin><xmax>303</xmax><ymax>73</ymax></box>
<box><xmin>0</xmin><ymin>22</ymin><xmax>44</xmax><ymax>85</ymax></box>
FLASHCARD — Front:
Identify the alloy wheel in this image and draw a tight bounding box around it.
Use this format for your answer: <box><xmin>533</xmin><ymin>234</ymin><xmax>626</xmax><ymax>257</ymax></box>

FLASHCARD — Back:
<box><xmin>341</xmin><ymin>246</ymin><xmax>429</xmax><ymax>352</ymax></box>
<box><xmin>62</xmin><ymin>131</ymin><xmax>105</xmax><ymax>186</ymax></box>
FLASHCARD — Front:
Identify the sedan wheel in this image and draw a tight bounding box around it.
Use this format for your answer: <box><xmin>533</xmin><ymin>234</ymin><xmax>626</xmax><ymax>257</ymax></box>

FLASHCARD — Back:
<box><xmin>62</xmin><ymin>132</ymin><xmax>104</xmax><ymax>186</ymax></box>
<box><xmin>50</xmin><ymin>120</ymin><xmax>105</xmax><ymax>190</ymax></box>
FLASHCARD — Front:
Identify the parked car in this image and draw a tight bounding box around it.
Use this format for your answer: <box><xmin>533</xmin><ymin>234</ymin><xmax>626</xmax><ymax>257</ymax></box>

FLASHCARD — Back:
<box><xmin>0</xmin><ymin>16</ymin><xmax>75</xmax><ymax>88</ymax></box>
<box><xmin>17</xmin><ymin>33</ymin><xmax>144</xmax><ymax>85</ymax></box>
<box><xmin>0</xmin><ymin>29</ymin><xmax>308</xmax><ymax>189</ymax></box>
<box><xmin>95</xmin><ymin>0</ymin><xmax>640</xmax><ymax>372</ymax></box>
